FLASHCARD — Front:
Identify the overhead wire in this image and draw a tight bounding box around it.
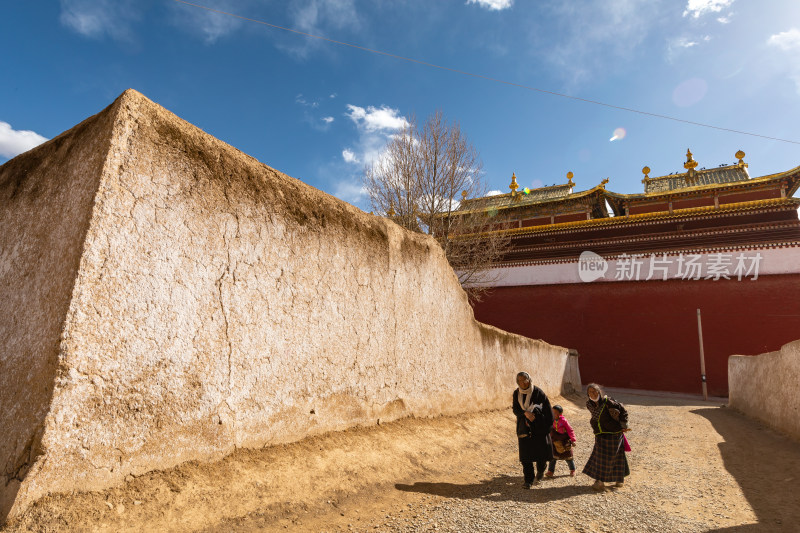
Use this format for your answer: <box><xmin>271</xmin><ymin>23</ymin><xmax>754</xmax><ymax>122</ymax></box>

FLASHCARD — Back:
<box><xmin>172</xmin><ymin>0</ymin><xmax>800</xmax><ymax>146</ymax></box>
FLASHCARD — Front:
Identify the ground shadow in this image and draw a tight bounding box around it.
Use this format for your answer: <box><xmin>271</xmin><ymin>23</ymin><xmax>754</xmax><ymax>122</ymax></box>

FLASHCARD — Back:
<box><xmin>395</xmin><ymin>474</ymin><xmax>598</xmax><ymax>504</ymax></box>
<box><xmin>692</xmin><ymin>407</ymin><xmax>800</xmax><ymax>532</ymax></box>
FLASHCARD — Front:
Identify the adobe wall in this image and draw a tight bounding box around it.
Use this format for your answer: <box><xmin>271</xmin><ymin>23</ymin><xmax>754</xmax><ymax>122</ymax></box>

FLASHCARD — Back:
<box><xmin>729</xmin><ymin>340</ymin><xmax>800</xmax><ymax>442</ymax></box>
<box><xmin>0</xmin><ymin>110</ymin><xmax>116</xmax><ymax>518</ymax></box>
<box><xmin>1</xmin><ymin>90</ymin><xmax>577</xmax><ymax>521</ymax></box>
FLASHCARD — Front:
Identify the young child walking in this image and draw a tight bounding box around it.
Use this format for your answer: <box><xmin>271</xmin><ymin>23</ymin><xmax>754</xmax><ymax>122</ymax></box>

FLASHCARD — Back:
<box><xmin>544</xmin><ymin>405</ymin><xmax>577</xmax><ymax>477</ymax></box>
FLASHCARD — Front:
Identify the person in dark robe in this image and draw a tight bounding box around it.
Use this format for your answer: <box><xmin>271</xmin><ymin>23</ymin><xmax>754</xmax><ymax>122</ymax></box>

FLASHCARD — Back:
<box><xmin>582</xmin><ymin>383</ymin><xmax>630</xmax><ymax>491</ymax></box>
<box><xmin>512</xmin><ymin>371</ymin><xmax>554</xmax><ymax>488</ymax></box>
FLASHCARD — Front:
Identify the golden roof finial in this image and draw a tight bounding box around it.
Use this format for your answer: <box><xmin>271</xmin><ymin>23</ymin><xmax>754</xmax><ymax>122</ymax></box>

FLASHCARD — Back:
<box><xmin>600</xmin><ymin>178</ymin><xmax>610</xmax><ymax>189</ymax></box>
<box><xmin>387</xmin><ymin>205</ymin><xmax>396</xmax><ymax>217</ymax></box>
<box><xmin>735</xmin><ymin>150</ymin><xmax>746</xmax><ymax>166</ymax></box>
<box><xmin>509</xmin><ymin>172</ymin><xmax>519</xmax><ymax>193</ymax></box>
<box><xmin>566</xmin><ymin>171</ymin><xmax>575</xmax><ymax>187</ymax></box>
<box><xmin>684</xmin><ymin>148</ymin><xmax>698</xmax><ymax>172</ymax></box>
<box><xmin>461</xmin><ymin>190</ymin><xmax>468</xmax><ymax>200</ymax></box>
<box><xmin>641</xmin><ymin>166</ymin><xmax>651</xmax><ymax>184</ymax></box>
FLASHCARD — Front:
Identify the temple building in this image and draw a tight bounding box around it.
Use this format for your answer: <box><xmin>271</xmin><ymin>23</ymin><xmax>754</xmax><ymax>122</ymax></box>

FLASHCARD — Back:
<box><xmin>458</xmin><ymin>150</ymin><xmax>800</xmax><ymax>396</ymax></box>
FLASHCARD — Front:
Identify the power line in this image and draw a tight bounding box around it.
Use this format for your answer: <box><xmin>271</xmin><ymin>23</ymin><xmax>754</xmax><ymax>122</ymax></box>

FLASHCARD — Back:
<box><xmin>173</xmin><ymin>0</ymin><xmax>800</xmax><ymax>146</ymax></box>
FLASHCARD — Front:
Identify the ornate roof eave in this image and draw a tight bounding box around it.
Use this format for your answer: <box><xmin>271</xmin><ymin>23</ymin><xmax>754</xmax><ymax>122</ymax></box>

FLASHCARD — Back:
<box><xmin>605</xmin><ymin>164</ymin><xmax>800</xmax><ymax>204</ymax></box>
<box><xmin>453</xmin><ymin>196</ymin><xmax>800</xmax><ymax>240</ymax></box>
<box><xmin>452</xmin><ymin>182</ymin><xmax>611</xmax><ymax>217</ymax></box>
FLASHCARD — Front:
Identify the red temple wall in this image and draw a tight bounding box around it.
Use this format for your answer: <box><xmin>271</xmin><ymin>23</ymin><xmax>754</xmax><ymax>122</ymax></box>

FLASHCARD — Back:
<box><xmin>719</xmin><ymin>189</ymin><xmax>781</xmax><ymax>204</ymax></box>
<box><xmin>671</xmin><ymin>197</ymin><xmax>715</xmax><ymax>210</ymax></box>
<box><xmin>554</xmin><ymin>212</ymin><xmax>586</xmax><ymax>223</ymax></box>
<box><xmin>522</xmin><ymin>216</ymin><xmax>552</xmax><ymax>228</ymax></box>
<box><xmin>472</xmin><ymin>274</ymin><xmax>800</xmax><ymax>397</ymax></box>
<box><xmin>628</xmin><ymin>202</ymin><xmax>670</xmax><ymax>215</ymax></box>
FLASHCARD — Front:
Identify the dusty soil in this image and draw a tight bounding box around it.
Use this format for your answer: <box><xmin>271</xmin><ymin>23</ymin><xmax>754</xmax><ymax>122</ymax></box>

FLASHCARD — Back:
<box><xmin>5</xmin><ymin>391</ymin><xmax>800</xmax><ymax>532</ymax></box>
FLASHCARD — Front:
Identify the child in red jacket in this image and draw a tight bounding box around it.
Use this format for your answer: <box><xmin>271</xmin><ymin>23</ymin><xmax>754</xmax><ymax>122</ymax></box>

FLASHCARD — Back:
<box><xmin>544</xmin><ymin>404</ymin><xmax>577</xmax><ymax>477</ymax></box>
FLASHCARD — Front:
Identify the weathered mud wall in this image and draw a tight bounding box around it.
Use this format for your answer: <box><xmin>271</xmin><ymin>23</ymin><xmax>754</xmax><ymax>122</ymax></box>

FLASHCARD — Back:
<box><xmin>729</xmin><ymin>340</ymin><xmax>800</xmax><ymax>442</ymax></box>
<box><xmin>0</xmin><ymin>110</ymin><xmax>117</xmax><ymax>518</ymax></box>
<box><xmin>1</xmin><ymin>90</ymin><xmax>576</xmax><ymax>521</ymax></box>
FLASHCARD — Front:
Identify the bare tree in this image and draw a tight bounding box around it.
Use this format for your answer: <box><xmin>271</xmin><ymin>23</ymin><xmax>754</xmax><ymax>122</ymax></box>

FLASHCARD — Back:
<box><xmin>363</xmin><ymin>110</ymin><xmax>510</xmax><ymax>301</ymax></box>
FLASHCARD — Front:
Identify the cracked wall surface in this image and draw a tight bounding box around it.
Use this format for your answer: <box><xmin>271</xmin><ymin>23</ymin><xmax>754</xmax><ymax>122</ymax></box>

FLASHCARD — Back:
<box><xmin>0</xmin><ymin>107</ymin><xmax>117</xmax><ymax>520</ymax></box>
<box><xmin>0</xmin><ymin>90</ymin><xmax>576</xmax><ymax>521</ymax></box>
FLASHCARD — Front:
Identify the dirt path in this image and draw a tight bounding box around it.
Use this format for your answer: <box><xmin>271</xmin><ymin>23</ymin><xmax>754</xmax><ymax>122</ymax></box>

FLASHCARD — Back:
<box><xmin>6</xmin><ymin>392</ymin><xmax>800</xmax><ymax>532</ymax></box>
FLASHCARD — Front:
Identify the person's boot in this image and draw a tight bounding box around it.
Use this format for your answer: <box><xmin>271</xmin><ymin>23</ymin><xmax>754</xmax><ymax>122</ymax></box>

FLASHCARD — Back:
<box><xmin>591</xmin><ymin>480</ymin><xmax>606</xmax><ymax>491</ymax></box>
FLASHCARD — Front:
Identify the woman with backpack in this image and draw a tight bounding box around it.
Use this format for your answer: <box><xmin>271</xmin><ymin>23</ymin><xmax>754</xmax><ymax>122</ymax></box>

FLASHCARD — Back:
<box><xmin>583</xmin><ymin>383</ymin><xmax>630</xmax><ymax>491</ymax></box>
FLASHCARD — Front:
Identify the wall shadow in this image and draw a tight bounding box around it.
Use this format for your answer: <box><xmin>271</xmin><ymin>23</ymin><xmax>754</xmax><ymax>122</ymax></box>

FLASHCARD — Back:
<box><xmin>395</xmin><ymin>474</ymin><xmax>595</xmax><ymax>504</ymax></box>
<box><xmin>692</xmin><ymin>407</ymin><xmax>800</xmax><ymax>532</ymax></box>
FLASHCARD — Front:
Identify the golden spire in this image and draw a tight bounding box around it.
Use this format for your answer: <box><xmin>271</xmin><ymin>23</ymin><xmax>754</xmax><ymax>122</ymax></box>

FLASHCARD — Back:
<box><xmin>509</xmin><ymin>172</ymin><xmax>519</xmax><ymax>193</ymax></box>
<box><xmin>461</xmin><ymin>190</ymin><xmax>468</xmax><ymax>200</ymax></box>
<box><xmin>684</xmin><ymin>149</ymin><xmax>698</xmax><ymax>171</ymax></box>
<box><xmin>566</xmin><ymin>171</ymin><xmax>575</xmax><ymax>187</ymax></box>
<box><xmin>387</xmin><ymin>205</ymin><xmax>396</xmax><ymax>217</ymax></box>
<box><xmin>735</xmin><ymin>150</ymin><xmax>747</xmax><ymax>167</ymax></box>
<box><xmin>641</xmin><ymin>166</ymin><xmax>651</xmax><ymax>184</ymax></box>
<box><xmin>600</xmin><ymin>178</ymin><xmax>609</xmax><ymax>189</ymax></box>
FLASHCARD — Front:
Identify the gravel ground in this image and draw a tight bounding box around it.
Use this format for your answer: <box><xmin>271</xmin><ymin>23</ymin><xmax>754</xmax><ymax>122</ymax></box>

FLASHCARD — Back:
<box><xmin>304</xmin><ymin>391</ymin><xmax>799</xmax><ymax>533</ymax></box>
<box><xmin>7</xmin><ymin>391</ymin><xmax>799</xmax><ymax>532</ymax></box>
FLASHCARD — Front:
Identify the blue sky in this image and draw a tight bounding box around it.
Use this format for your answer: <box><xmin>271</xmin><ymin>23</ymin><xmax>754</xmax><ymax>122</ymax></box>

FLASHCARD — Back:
<box><xmin>2</xmin><ymin>0</ymin><xmax>800</xmax><ymax>209</ymax></box>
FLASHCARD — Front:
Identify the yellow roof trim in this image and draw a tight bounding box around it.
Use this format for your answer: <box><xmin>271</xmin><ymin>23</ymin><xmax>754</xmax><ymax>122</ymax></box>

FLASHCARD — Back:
<box><xmin>606</xmin><ymin>164</ymin><xmax>800</xmax><ymax>201</ymax></box>
<box><xmin>451</xmin><ymin>183</ymin><xmax>607</xmax><ymax>217</ymax></box>
<box><xmin>455</xmin><ymin>197</ymin><xmax>800</xmax><ymax>239</ymax></box>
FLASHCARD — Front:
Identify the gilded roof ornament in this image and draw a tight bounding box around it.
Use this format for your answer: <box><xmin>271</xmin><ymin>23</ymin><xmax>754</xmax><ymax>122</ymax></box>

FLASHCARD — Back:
<box><xmin>387</xmin><ymin>205</ymin><xmax>396</xmax><ymax>217</ymax></box>
<box><xmin>642</xmin><ymin>166</ymin><xmax>651</xmax><ymax>184</ymax></box>
<box><xmin>600</xmin><ymin>178</ymin><xmax>610</xmax><ymax>189</ymax></box>
<box><xmin>566</xmin><ymin>171</ymin><xmax>575</xmax><ymax>187</ymax></box>
<box><xmin>461</xmin><ymin>190</ymin><xmax>468</xmax><ymax>200</ymax></box>
<box><xmin>684</xmin><ymin>149</ymin><xmax>698</xmax><ymax>171</ymax></box>
<box><xmin>735</xmin><ymin>150</ymin><xmax>748</xmax><ymax>168</ymax></box>
<box><xmin>509</xmin><ymin>172</ymin><xmax>519</xmax><ymax>193</ymax></box>
<box><xmin>684</xmin><ymin>148</ymin><xmax>699</xmax><ymax>182</ymax></box>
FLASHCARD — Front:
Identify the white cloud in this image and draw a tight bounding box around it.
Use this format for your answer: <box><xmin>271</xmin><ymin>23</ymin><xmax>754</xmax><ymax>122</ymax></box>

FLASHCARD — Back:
<box><xmin>716</xmin><ymin>14</ymin><xmax>732</xmax><ymax>23</ymax></box>
<box><xmin>282</xmin><ymin>0</ymin><xmax>360</xmax><ymax>58</ymax></box>
<box><xmin>767</xmin><ymin>29</ymin><xmax>800</xmax><ymax>94</ymax></box>
<box><xmin>486</xmin><ymin>190</ymin><xmax>503</xmax><ymax>196</ymax></box>
<box><xmin>332</xmin><ymin>179</ymin><xmax>367</xmax><ymax>206</ymax></box>
<box><xmin>169</xmin><ymin>0</ymin><xmax>246</xmax><ymax>44</ymax></box>
<box><xmin>768</xmin><ymin>28</ymin><xmax>800</xmax><ymax>51</ymax></box>
<box><xmin>0</xmin><ymin>121</ymin><xmax>48</xmax><ymax>159</ymax></box>
<box><xmin>467</xmin><ymin>0</ymin><xmax>513</xmax><ymax>10</ymax></box>
<box><xmin>345</xmin><ymin>105</ymin><xmax>408</xmax><ymax>132</ymax></box>
<box><xmin>666</xmin><ymin>34</ymin><xmax>712</xmax><ymax>63</ymax></box>
<box><xmin>296</xmin><ymin>94</ymin><xmax>334</xmax><ymax>130</ymax></box>
<box><xmin>59</xmin><ymin>0</ymin><xmax>139</xmax><ymax>42</ymax></box>
<box><xmin>539</xmin><ymin>0</ymin><xmax>659</xmax><ymax>87</ymax></box>
<box><xmin>342</xmin><ymin>148</ymin><xmax>359</xmax><ymax>163</ymax></box>
<box><xmin>683</xmin><ymin>0</ymin><xmax>734</xmax><ymax>19</ymax></box>
<box><xmin>341</xmin><ymin>103</ymin><xmax>409</xmax><ymax>169</ymax></box>
<box><xmin>295</xmin><ymin>93</ymin><xmax>320</xmax><ymax>108</ymax></box>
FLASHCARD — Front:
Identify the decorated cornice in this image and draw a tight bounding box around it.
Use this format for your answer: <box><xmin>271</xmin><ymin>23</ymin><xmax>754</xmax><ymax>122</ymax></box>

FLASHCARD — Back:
<box><xmin>606</xmin><ymin>164</ymin><xmax>800</xmax><ymax>203</ymax></box>
<box><xmin>493</xmin><ymin>241</ymin><xmax>800</xmax><ymax>269</ymax></box>
<box><xmin>450</xmin><ymin>182</ymin><xmax>610</xmax><ymax>217</ymax></box>
<box><xmin>454</xmin><ymin>197</ymin><xmax>800</xmax><ymax>240</ymax></box>
<box><xmin>506</xmin><ymin>220</ymin><xmax>800</xmax><ymax>255</ymax></box>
